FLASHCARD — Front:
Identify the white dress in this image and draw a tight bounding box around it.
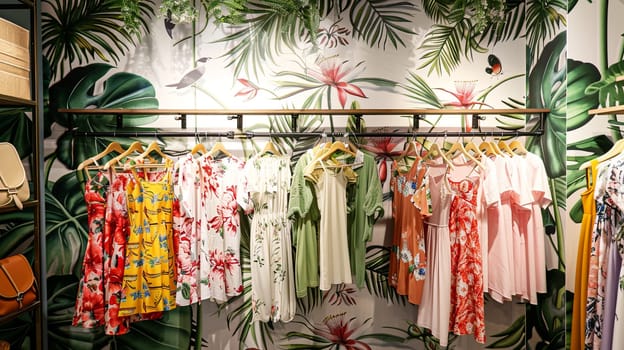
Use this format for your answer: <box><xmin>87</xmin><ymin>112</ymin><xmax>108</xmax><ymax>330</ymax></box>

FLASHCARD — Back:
<box><xmin>309</xmin><ymin>161</ymin><xmax>352</xmax><ymax>290</ymax></box>
<box><xmin>238</xmin><ymin>154</ymin><xmax>295</xmax><ymax>323</ymax></box>
<box><xmin>197</xmin><ymin>155</ymin><xmax>245</xmax><ymax>302</ymax></box>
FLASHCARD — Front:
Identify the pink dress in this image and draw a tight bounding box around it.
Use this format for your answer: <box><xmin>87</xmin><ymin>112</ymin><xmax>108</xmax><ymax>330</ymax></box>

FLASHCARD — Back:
<box><xmin>416</xmin><ymin>165</ymin><xmax>452</xmax><ymax>346</ymax></box>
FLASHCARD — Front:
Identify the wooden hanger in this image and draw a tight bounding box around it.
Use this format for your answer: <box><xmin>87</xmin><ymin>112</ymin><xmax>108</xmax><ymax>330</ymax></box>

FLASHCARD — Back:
<box><xmin>103</xmin><ymin>141</ymin><xmax>146</xmax><ymax>170</ymax></box>
<box><xmin>258</xmin><ymin>140</ymin><xmax>281</xmax><ymax>156</ymax></box>
<box><xmin>133</xmin><ymin>141</ymin><xmax>170</xmax><ymax>163</ymax></box>
<box><xmin>208</xmin><ymin>142</ymin><xmax>233</xmax><ymax>159</ymax></box>
<box><xmin>498</xmin><ymin>140</ymin><xmax>515</xmax><ymax>156</ymax></box>
<box><xmin>191</xmin><ymin>143</ymin><xmax>207</xmax><ymax>155</ymax></box>
<box><xmin>508</xmin><ymin>140</ymin><xmax>528</xmax><ymax>155</ymax></box>
<box><xmin>400</xmin><ymin>140</ymin><xmax>418</xmax><ymax>157</ymax></box>
<box><xmin>579</xmin><ymin>139</ymin><xmax>624</xmax><ymax>170</ymax></box>
<box><xmin>464</xmin><ymin>141</ymin><xmax>482</xmax><ymax>159</ymax></box>
<box><xmin>318</xmin><ymin>140</ymin><xmax>356</xmax><ymax>160</ymax></box>
<box><xmin>77</xmin><ymin>141</ymin><xmax>125</xmax><ymax>170</ymax></box>
<box><xmin>489</xmin><ymin>141</ymin><xmax>504</xmax><ymax>155</ymax></box>
<box><xmin>423</xmin><ymin>142</ymin><xmax>455</xmax><ymax>170</ymax></box>
<box><xmin>445</xmin><ymin>141</ymin><xmax>484</xmax><ymax>169</ymax></box>
<box><xmin>478</xmin><ymin>141</ymin><xmax>498</xmax><ymax>156</ymax></box>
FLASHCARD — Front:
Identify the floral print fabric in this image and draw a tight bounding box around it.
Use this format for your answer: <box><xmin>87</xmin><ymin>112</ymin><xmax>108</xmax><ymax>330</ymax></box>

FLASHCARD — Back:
<box><xmin>198</xmin><ymin>156</ymin><xmax>245</xmax><ymax>302</ymax></box>
<box><xmin>119</xmin><ymin>166</ymin><xmax>177</xmax><ymax>316</ymax></box>
<box><xmin>389</xmin><ymin>158</ymin><xmax>428</xmax><ymax>305</ymax></box>
<box><xmin>73</xmin><ymin>170</ymin><xmax>163</xmax><ymax>335</ymax></box>
<box><xmin>173</xmin><ymin>154</ymin><xmax>202</xmax><ymax>306</ymax></box>
<box><xmin>238</xmin><ymin>154</ymin><xmax>295</xmax><ymax>323</ymax></box>
<box><xmin>448</xmin><ymin>176</ymin><xmax>485</xmax><ymax>344</ymax></box>
<box><xmin>73</xmin><ymin>171</ymin><xmax>108</xmax><ymax>329</ymax></box>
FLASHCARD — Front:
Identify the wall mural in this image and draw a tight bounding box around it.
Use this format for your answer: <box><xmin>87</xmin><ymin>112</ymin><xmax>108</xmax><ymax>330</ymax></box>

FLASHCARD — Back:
<box><xmin>0</xmin><ymin>0</ymin><xmax>572</xmax><ymax>349</ymax></box>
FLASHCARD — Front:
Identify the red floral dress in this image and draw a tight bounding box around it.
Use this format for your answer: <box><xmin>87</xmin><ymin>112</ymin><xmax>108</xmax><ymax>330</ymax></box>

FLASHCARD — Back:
<box><xmin>448</xmin><ymin>176</ymin><xmax>485</xmax><ymax>343</ymax></box>
<box><xmin>198</xmin><ymin>155</ymin><xmax>245</xmax><ymax>302</ymax></box>
<box><xmin>73</xmin><ymin>171</ymin><xmax>108</xmax><ymax>329</ymax></box>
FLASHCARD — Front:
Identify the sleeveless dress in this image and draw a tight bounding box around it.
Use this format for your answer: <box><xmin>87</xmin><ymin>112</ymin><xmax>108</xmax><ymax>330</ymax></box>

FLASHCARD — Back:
<box><xmin>416</xmin><ymin>168</ymin><xmax>452</xmax><ymax>346</ymax></box>
<box><xmin>389</xmin><ymin>158</ymin><xmax>428</xmax><ymax>305</ymax></box>
<box><xmin>73</xmin><ymin>171</ymin><xmax>108</xmax><ymax>329</ymax></box>
<box><xmin>448</xmin><ymin>167</ymin><xmax>485</xmax><ymax>343</ymax></box>
<box><xmin>311</xmin><ymin>161</ymin><xmax>352</xmax><ymax>290</ymax></box>
<box><xmin>119</xmin><ymin>165</ymin><xmax>177</xmax><ymax>316</ymax></box>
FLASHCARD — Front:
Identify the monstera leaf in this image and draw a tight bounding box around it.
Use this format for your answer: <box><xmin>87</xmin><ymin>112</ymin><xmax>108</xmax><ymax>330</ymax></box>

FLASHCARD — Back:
<box><xmin>115</xmin><ymin>306</ymin><xmax>192</xmax><ymax>349</ymax></box>
<box><xmin>47</xmin><ymin>275</ymin><xmax>110</xmax><ymax>350</ymax></box>
<box><xmin>567</xmin><ymin>135</ymin><xmax>612</xmax><ymax>222</ymax></box>
<box><xmin>48</xmin><ymin>63</ymin><xmax>159</xmax><ymax>169</ymax></box>
<box><xmin>45</xmin><ymin>172</ymin><xmax>90</xmax><ymax>277</ymax></box>
<box><xmin>0</xmin><ymin>108</ymin><xmax>33</xmax><ymax>157</ymax></box>
<box><xmin>526</xmin><ymin>31</ymin><xmax>567</xmax><ymax>178</ymax></box>
<box><xmin>585</xmin><ymin>61</ymin><xmax>624</xmax><ymax>107</ymax></box>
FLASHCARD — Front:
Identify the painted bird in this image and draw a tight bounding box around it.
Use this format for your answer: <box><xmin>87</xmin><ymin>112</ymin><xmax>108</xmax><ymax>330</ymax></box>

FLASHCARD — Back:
<box><xmin>164</xmin><ymin>9</ymin><xmax>175</xmax><ymax>39</ymax></box>
<box><xmin>165</xmin><ymin>57</ymin><xmax>211</xmax><ymax>89</ymax></box>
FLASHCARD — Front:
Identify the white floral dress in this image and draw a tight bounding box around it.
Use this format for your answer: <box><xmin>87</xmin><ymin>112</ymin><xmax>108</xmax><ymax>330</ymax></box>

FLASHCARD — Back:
<box><xmin>238</xmin><ymin>154</ymin><xmax>295</xmax><ymax>323</ymax></box>
<box><xmin>198</xmin><ymin>155</ymin><xmax>245</xmax><ymax>302</ymax></box>
<box><xmin>172</xmin><ymin>154</ymin><xmax>202</xmax><ymax>306</ymax></box>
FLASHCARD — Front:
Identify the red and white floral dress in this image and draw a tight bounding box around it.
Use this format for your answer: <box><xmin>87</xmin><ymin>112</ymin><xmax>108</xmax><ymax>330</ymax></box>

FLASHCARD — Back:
<box><xmin>73</xmin><ymin>171</ymin><xmax>108</xmax><ymax>329</ymax></box>
<box><xmin>447</xmin><ymin>166</ymin><xmax>485</xmax><ymax>343</ymax></box>
<box><xmin>197</xmin><ymin>155</ymin><xmax>245</xmax><ymax>302</ymax></box>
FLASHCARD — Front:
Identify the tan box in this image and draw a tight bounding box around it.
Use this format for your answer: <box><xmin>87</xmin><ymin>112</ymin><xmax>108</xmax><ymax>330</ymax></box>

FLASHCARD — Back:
<box><xmin>0</xmin><ymin>18</ymin><xmax>30</xmax><ymax>100</ymax></box>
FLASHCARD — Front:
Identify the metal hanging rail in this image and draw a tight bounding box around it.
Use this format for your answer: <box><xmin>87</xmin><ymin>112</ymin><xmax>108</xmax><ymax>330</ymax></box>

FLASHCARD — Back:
<box><xmin>59</xmin><ymin>108</ymin><xmax>549</xmax><ymax>137</ymax></box>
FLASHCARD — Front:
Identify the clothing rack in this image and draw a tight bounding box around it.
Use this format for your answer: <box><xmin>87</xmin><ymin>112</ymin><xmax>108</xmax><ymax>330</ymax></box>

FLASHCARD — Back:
<box><xmin>59</xmin><ymin>108</ymin><xmax>548</xmax><ymax>138</ymax></box>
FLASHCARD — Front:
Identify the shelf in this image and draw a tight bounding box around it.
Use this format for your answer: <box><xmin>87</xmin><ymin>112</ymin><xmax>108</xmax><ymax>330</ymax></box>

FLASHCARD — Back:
<box><xmin>0</xmin><ymin>199</ymin><xmax>38</xmax><ymax>214</ymax></box>
<box><xmin>0</xmin><ymin>300</ymin><xmax>40</xmax><ymax>325</ymax></box>
<box><xmin>59</xmin><ymin>107</ymin><xmax>550</xmax><ymax>116</ymax></box>
<box><xmin>0</xmin><ymin>93</ymin><xmax>36</xmax><ymax>107</ymax></box>
<box><xmin>589</xmin><ymin>105</ymin><xmax>624</xmax><ymax>115</ymax></box>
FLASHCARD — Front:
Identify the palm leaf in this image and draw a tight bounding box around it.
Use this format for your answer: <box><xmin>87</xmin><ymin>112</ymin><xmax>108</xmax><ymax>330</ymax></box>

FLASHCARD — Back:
<box><xmin>400</xmin><ymin>72</ymin><xmax>444</xmax><ymax>108</ymax></box>
<box><xmin>318</xmin><ymin>0</ymin><xmax>353</xmax><ymax>16</ymax></box>
<box><xmin>479</xmin><ymin>0</ymin><xmax>525</xmax><ymax>46</ymax></box>
<box><xmin>418</xmin><ymin>13</ymin><xmax>487</xmax><ymax>76</ymax></box>
<box><xmin>348</xmin><ymin>0</ymin><xmax>416</xmax><ymax>49</ymax></box>
<box><xmin>525</xmin><ymin>0</ymin><xmax>567</xmax><ymax>58</ymax></box>
<box><xmin>364</xmin><ymin>245</ymin><xmax>406</xmax><ymax>305</ymax></box>
<box><xmin>42</xmin><ymin>0</ymin><xmax>154</xmax><ymax>80</ymax></box>
<box><xmin>420</xmin><ymin>0</ymin><xmax>452</xmax><ymax>23</ymax></box>
<box><xmin>216</xmin><ymin>1</ymin><xmax>310</xmax><ymax>78</ymax></box>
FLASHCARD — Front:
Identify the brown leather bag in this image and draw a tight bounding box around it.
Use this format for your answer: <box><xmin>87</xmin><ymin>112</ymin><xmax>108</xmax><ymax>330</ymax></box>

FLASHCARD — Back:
<box><xmin>0</xmin><ymin>254</ymin><xmax>38</xmax><ymax>317</ymax></box>
<box><xmin>0</xmin><ymin>142</ymin><xmax>29</xmax><ymax>209</ymax></box>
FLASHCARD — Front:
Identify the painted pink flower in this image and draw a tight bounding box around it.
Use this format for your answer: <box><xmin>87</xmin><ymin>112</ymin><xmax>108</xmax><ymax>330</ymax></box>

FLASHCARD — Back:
<box><xmin>357</xmin><ymin>136</ymin><xmax>404</xmax><ymax>184</ymax></box>
<box><xmin>308</xmin><ymin>60</ymin><xmax>367</xmax><ymax>108</ymax></box>
<box><xmin>235</xmin><ymin>78</ymin><xmax>259</xmax><ymax>101</ymax></box>
<box><xmin>311</xmin><ymin>313</ymin><xmax>372</xmax><ymax>350</ymax></box>
<box><xmin>358</xmin><ymin>137</ymin><xmax>404</xmax><ymax>158</ymax></box>
<box><xmin>436</xmin><ymin>81</ymin><xmax>492</xmax><ymax>132</ymax></box>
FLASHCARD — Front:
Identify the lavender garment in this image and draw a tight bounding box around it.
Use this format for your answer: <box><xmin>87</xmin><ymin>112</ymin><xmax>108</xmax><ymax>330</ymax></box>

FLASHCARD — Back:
<box><xmin>601</xmin><ymin>242</ymin><xmax>622</xmax><ymax>350</ymax></box>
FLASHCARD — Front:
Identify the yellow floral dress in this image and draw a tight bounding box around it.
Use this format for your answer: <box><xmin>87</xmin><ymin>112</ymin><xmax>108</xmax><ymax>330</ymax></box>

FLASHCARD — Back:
<box><xmin>118</xmin><ymin>164</ymin><xmax>177</xmax><ymax>316</ymax></box>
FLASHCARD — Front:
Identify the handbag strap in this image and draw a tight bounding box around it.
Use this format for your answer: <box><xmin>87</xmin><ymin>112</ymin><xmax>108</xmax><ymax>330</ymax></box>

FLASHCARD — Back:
<box><xmin>0</xmin><ymin>262</ymin><xmax>25</xmax><ymax>308</ymax></box>
<box><xmin>0</xmin><ymin>172</ymin><xmax>24</xmax><ymax>209</ymax></box>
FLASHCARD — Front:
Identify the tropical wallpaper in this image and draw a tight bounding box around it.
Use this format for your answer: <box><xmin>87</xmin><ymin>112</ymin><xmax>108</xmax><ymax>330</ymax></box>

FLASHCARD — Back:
<box><xmin>0</xmin><ymin>0</ymin><xmax>602</xmax><ymax>348</ymax></box>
